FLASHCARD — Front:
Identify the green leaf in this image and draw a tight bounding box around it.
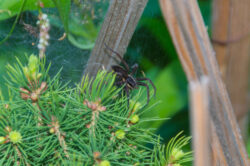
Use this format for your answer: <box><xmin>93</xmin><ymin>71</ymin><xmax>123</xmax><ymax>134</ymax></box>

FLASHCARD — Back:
<box><xmin>49</xmin><ymin>13</ymin><xmax>98</xmax><ymax>50</ymax></box>
<box><xmin>142</xmin><ymin>0</ymin><xmax>162</xmax><ymax>18</ymax></box>
<box><xmin>198</xmin><ymin>0</ymin><xmax>212</xmax><ymax>28</ymax></box>
<box><xmin>52</xmin><ymin>0</ymin><xmax>70</xmax><ymax>33</ymax></box>
<box><xmin>198</xmin><ymin>0</ymin><xmax>212</xmax><ymax>35</ymax></box>
<box><xmin>67</xmin><ymin>16</ymin><xmax>98</xmax><ymax>49</ymax></box>
<box><xmin>0</xmin><ymin>0</ymin><xmax>54</xmax><ymax>21</ymax></box>
<box><xmin>142</xmin><ymin>61</ymin><xmax>187</xmax><ymax>129</ymax></box>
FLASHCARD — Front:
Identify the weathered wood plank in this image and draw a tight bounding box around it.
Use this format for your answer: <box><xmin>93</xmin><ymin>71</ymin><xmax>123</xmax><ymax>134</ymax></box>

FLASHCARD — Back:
<box><xmin>189</xmin><ymin>77</ymin><xmax>211</xmax><ymax>166</ymax></box>
<box><xmin>159</xmin><ymin>0</ymin><xmax>248</xmax><ymax>165</ymax></box>
<box><xmin>212</xmin><ymin>0</ymin><xmax>250</xmax><ymax>140</ymax></box>
<box><xmin>84</xmin><ymin>0</ymin><xmax>148</xmax><ymax>77</ymax></box>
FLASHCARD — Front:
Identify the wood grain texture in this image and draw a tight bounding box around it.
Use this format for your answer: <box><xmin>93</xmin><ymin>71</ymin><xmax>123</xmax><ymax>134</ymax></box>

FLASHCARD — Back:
<box><xmin>84</xmin><ymin>0</ymin><xmax>148</xmax><ymax>77</ymax></box>
<box><xmin>212</xmin><ymin>0</ymin><xmax>250</xmax><ymax>140</ymax></box>
<box><xmin>189</xmin><ymin>77</ymin><xmax>211</xmax><ymax>166</ymax></box>
<box><xmin>159</xmin><ymin>0</ymin><xmax>248</xmax><ymax>165</ymax></box>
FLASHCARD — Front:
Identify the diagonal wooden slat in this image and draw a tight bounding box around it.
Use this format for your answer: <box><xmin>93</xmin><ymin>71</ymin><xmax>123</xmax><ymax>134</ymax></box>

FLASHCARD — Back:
<box><xmin>84</xmin><ymin>0</ymin><xmax>148</xmax><ymax>77</ymax></box>
<box><xmin>189</xmin><ymin>76</ymin><xmax>211</xmax><ymax>166</ymax></box>
<box><xmin>159</xmin><ymin>0</ymin><xmax>248</xmax><ymax>165</ymax></box>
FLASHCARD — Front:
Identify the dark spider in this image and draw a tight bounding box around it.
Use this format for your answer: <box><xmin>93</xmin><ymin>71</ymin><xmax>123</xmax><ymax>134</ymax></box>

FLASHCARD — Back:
<box><xmin>104</xmin><ymin>44</ymin><xmax>156</xmax><ymax>106</ymax></box>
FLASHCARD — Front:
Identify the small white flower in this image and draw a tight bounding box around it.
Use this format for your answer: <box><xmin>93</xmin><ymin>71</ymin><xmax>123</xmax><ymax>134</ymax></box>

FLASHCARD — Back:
<box><xmin>42</xmin><ymin>14</ymin><xmax>48</xmax><ymax>20</ymax></box>
<box><xmin>38</xmin><ymin>44</ymin><xmax>43</xmax><ymax>49</ymax></box>
<box><xmin>36</xmin><ymin>20</ymin><xmax>40</xmax><ymax>25</ymax></box>
<box><xmin>45</xmin><ymin>22</ymin><xmax>50</xmax><ymax>28</ymax></box>
<box><xmin>37</xmin><ymin>12</ymin><xmax>50</xmax><ymax>58</ymax></box>
<box><xmin>45</xmin><ymin>34</ymin><xmax>50</xmax><ymax>39</ymax></box>
<box><xmin>39</xmin><ymin>38</ymin><xmax>45</xmax><ymax>43</ymax></box>
<box><xmin>41</xmin><ymin>25</ymin><xmax>46</xmax><ymax>30</ymax></box>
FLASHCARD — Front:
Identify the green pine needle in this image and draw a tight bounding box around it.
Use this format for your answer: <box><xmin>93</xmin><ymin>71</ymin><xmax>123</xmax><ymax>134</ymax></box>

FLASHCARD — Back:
<box><xmin>0</xmin><ymin>55</ymin><xmax>192</xmax><ymax>165</ymax></box>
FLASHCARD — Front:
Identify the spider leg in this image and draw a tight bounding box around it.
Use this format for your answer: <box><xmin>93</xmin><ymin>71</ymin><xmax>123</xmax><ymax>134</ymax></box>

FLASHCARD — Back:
<box><xmin>137</xmin><ymin>77</ymin><xmax>156</xmax><ymax>97</ymax></box>
<box><xmin>104</xmin><ymin>43</ymin><xmax>130</xmax><ymax>71</ymax></box>
<box><xmin>131</xmin><ymin>64</ymin><xmax>138</xmax><ymax>75</ymax></box>
<box><xmin>115</xmin><ymin>79</ymin><xmax>127</xmax><ymax>87</ymax></box>
<box><xmin>137</xmin><ymin>82</ymin><xmax>150</xmax><ymax>105</ymax></box>
<box><xmin>124</xmin><ymin>85</ymin><xmax>130</xmax><ymax>107</ymax></box>
<box><xmin>112</xmin><ymin>65</ymin><xmax>128</xmax><ymax>77</ymax></box>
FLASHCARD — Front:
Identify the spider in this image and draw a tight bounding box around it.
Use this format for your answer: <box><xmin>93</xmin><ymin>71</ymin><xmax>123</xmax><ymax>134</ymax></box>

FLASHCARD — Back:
<box><xmin>104</xmin><ymin>44</ymin><xmax>156</xmax><ymax>106</ymax></box>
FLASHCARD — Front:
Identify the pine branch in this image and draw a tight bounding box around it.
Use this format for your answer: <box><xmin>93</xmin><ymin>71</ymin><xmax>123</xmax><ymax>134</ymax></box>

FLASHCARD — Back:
<box><xmin>0</xmin><ymin>55</ymin><xmax>192</xmax><ymax>165</ymax></box>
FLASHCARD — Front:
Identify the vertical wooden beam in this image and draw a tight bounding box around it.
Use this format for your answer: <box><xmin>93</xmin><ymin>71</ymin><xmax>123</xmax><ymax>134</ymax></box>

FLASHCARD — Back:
<box><xmin>159</xmin><ymin>0</ymin><xmax>248</xmax><ymax>165</ymax></box>
<box><xmin>190</xmin><ymin>77</ymin><xmax>211</xmax><ymax>166</ymax></box>
<box><xmin>212</xmin><ymin>0</ymin><xmax>250</xmax><ymax>140</ymax></box>
<box><xmin>84</xmin><ymin>0</ymin><xmax>148</xmax><ymax>77</ymax></box>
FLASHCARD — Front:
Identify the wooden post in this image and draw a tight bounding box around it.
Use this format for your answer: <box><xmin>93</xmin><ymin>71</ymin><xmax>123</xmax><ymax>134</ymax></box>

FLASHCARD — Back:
<box><xmin>159</xmin><ymin>0</ymin><xmax>248</xmax><ymax>165</ymax></box>
<box><xmin>84</xmin><ymin>0</ymin><xmax>148</xmax><ymax>77</ymax></box>
<box><xmin>190</xmin><ymin>77</ymin><xmax>211</xmax><ymax>166</ymax></box>
<box><xmin>212</xmin><ymin>0</ymin><xmax>250</xmax><ymax>141</ymax></box>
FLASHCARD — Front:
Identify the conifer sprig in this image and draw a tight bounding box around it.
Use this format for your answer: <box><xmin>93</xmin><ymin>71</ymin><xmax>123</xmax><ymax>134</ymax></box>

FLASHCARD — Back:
<box><xmin>0</xmin><ymin>55</ymin><xmax>192</xmax><ymax>165</ymax></box>
<box><xmin>153</xmin><ymin>132</ymin><xmax>193</xmax><ymax>166</ymax></box>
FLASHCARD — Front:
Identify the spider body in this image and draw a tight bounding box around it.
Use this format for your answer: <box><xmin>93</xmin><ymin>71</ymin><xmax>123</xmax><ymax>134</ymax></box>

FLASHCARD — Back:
<box><xmin>112</xmin><ymin>65</ymin><xmax>138</xmax><ymax>89</ymax></box>
<box><xmin>105</xmin><ymin>44</ymin><xmax>156</xmax><ymax>106</ymax></box>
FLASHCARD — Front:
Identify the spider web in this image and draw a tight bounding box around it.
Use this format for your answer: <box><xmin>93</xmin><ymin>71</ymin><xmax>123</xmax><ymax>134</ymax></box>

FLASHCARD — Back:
<box><xmin>0</xmin><ymin>0</ymin><xmax>109</xmax><ymax>97</ymax></box>
<box><xmin>0</xmin><ymin>0</ymin><xmax>195</xmax><ymax>144</ymax></box>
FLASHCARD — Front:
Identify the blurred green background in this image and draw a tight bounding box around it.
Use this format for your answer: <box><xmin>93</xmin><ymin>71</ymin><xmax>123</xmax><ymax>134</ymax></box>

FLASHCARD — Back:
<box><xmin>0</xmin><ymin>0</ymin><xmax>249</xmax><ymax>156</ymax></box>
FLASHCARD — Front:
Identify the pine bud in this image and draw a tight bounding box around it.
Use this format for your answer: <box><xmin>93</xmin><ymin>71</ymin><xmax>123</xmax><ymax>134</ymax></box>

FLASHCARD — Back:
<box><xmin>5</xmin><ymin>104</ymin><xmax>9</xmax><ymax>109</ymax></box>
<box><xmin>23</xmin><ymin>66</ymin><xmax>29</xmax><ymax>78</ymax></box>
<box><xmin>115</xmin><ymin>130</ymin><xmax>125</xmax><ymax>139</ymax></box>
<box><xmin>23</xmin><ymin>55</ymin><xmax>41</xmax><ymax>81</ymax></box>
<box><xmin>9</xmin><ymin>131</ymin><xmax>22</xmax><ymax>144</ymax></box>
<box><xmin>130</xmin><ymin>114</ymin><xmax>139</xmax><ymax>124</ymax></box>
<box><xmin>37</xmin><ymin>73</ymin><xmax>42</xmax><ymax>80</ymax></box>
<box><xmin>93</xmin><ymin>151</ymin><xmax>101</xmax><ymax>159</ymax></box>
<box><xmin>28</xmin><ymin>55</ymin><xmax>39</xmax><ymax>74</ymax></box>
<box><xmin>49</xmin><ymin>128</ymin><xmax>55</xmax><ymax>134</ymax></box>
<box><xmin>130</xmin><ymin>100</ymin><xmax>142</xmax><ymax>112</ymax></box>
<box><xmin>171</xmin><ymin>148</ymin><xmax>184</xmax><ymax>160</ymax></box>
<box><xmin>5</xmin><ymin>126</ymin><xmax>11</xmax><ymax>132</ymax></box>
<box><xmin>0</xmin><ymin>136</ymin><xmax>6</xmax><ymax>144</ymax></box>
<box><xmin>30</xmin><ymin>92</ymin><xmax>38</xmax><ymax>102</ymax></box>
<box><xmin>20</xmin><ymin>88</ymin><xmax>30</xmax><ymax>100</ymax></box>
<box><xmin>99</xmin><ymin>160</ymin><xmax>110</xmax><ymax>166</ymax></box>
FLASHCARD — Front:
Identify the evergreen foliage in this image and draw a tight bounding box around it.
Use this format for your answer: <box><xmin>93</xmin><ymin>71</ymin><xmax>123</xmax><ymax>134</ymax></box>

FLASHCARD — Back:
<box><xmin>153</xmin><ymin>132</ymin><xmax>192</xmax><ymax>166</ymax></box>
<box><xmin>0</xmin><ymin>55</ymin><xmax>192</xmax><ymax>165</ymax></box>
